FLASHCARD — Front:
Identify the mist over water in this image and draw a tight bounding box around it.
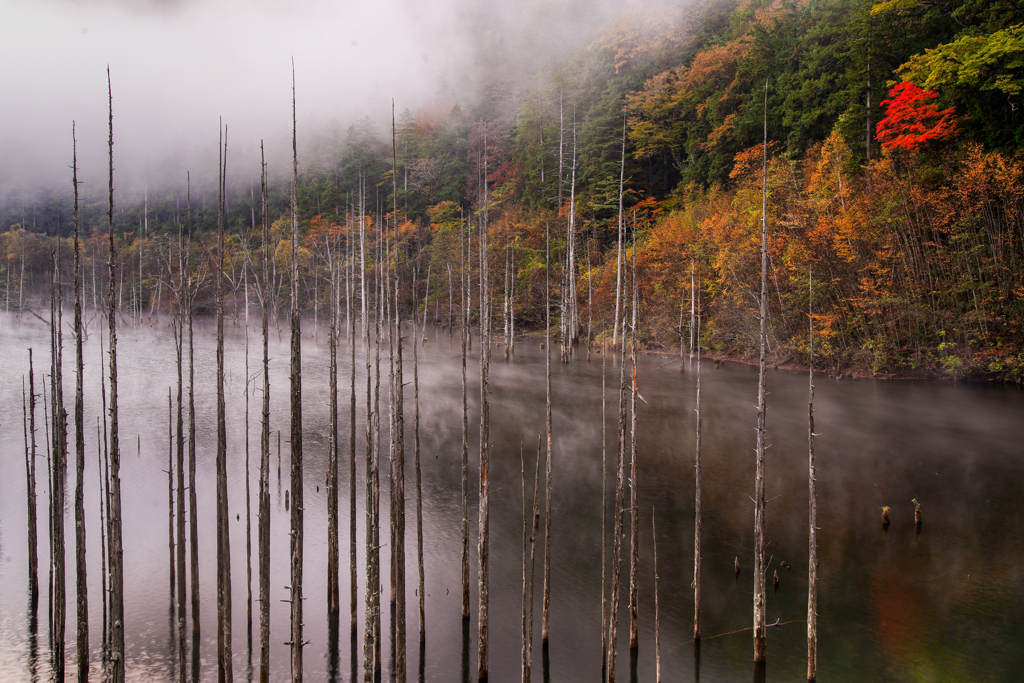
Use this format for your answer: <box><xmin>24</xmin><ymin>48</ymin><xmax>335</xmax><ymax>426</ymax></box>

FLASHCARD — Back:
<box><xmin>0</xmin><ymin>311</ymin><xmax>1022</xmax><ymax>681</ymax></box>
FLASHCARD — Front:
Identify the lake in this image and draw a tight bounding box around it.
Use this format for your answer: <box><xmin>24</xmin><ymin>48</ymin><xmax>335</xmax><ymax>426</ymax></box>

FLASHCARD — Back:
<box><xmin>0</xmin><ymin>310</ymin><xmax>1022</xmax><ymax>682</ymax></box>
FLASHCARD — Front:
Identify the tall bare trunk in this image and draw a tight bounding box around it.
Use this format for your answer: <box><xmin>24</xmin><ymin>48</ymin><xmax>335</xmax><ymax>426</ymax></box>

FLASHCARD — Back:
<box><xmin>606</xmin><ymin>302</ymin><xmax>629</xmax><ymax>683</ymax></box>
<box><xmin>460</xmin><ymin>218</ymin><xmax>470</xmax><ymax>621</ymax></box>
<box><xmin>106</xmin><ymin>67</ymin><xmax>126</xmax><ymax>683</ymax></box>
<box><xmin>72</xmin><ymin>124</ymin><xmax>90</xmax><ymax>682</ymax></box>
<box><xmin>600</xmin><ymin>342</ymin><xmax>608</xmax><ymax>670</ymax></box>
<box><xmin>328</xmin><ymin>213</ymin><xmax>340</xmax><ymax>626</ymax></box>
<box><xmin>693</xmin><ymin>278</ymin><xmax>702</xmax><ymax>641</ymax></box>
<box><xmin>216</xmin><ymin>121</ymin><xmax>234</xmax><ymax>683</ymax></box>
<box><xmin>753</xmin><ymin>81</ymin><xmax>770</xmax><ymax>664</ymax></box>
<box><xmin>392</xmin><ymin>107</ymin><xmax>408</xmax><ymax>683</ymax></box>
<box><xmin>807</xmin><ymin>269</ymin><xmax>818</xmax><ymax>681</ymax></box>
<box><xmin>414</xmin><ymin>267</ymin><xmax>426</xmax><ymax>643</ymax></box>
<box><xmin>541</xmin><ymin>220</ymin><xmax>553</xmax><ymax>645</ymax></box>
<box><xmin>627</xmin><ymin>260</ymin><xmax>639</xmax><ymax>650</ymax></box>
<box><xmin>477</xmin><ymin>145</ymin><xmax>491</xmax><ymax>678</ymax></box>
<box><xmin>175</xmin><ymin>185</ymin><xmax>187</xmax><ymax>683</ymax></box>
<box><xmin>25</xmin><ymin>351</ymin><xmax>40</xmax><ymax>607</ymax></box>
<box><xmin>258</xmin><ymin>143</ymin><xmax>272</xmax><ymax>683</ymax></box>
<box><xmin>187</xmin><ymin>174</ymin><xmax>201</xmax><ymax>681</ymax></box>
<box><xmin>612</xmin><ymin>121</ymin><xmax>625</xmax><ymax>348</ymax></box>
<box><xmin>349</xmin><ymin>201</ymin><xmax>358</xmax><ymax>636</ymax></box>
<box><xmin>288</xmin><ymin>62</ymin><xmax>304</xmax><ymax>683</ymax></box>
<box><xmin>51</xmin><ymin>243</ymin><xmax>67</xmax><ymax>681</ymax></box>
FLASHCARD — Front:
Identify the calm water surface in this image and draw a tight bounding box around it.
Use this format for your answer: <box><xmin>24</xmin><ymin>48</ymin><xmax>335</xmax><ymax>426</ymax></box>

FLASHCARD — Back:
<box><xmin>0</xmin><ymin>311</ymin><xmax>1022</xmax><ymax>682</ymax></box>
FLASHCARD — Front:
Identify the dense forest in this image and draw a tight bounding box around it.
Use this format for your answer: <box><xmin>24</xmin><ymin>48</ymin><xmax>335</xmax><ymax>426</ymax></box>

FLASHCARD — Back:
<box><xmin>3</xmin><ymin>0</ymin><xmax>1023</xmax><ymax>381</ymax></box>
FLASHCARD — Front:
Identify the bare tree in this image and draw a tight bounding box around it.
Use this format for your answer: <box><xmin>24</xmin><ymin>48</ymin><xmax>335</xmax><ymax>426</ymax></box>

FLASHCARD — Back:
<box><xmin>288</xmin><ymin>61</ymin><xmax>305</xmax><ymax>683</ymax></box>
<box><xmin>215</xmin><ymin>120</ymin><xmax>234</xmax><ymax>683</ymax></box>
<box><xmin>693</xmin><ymin>276</ymin><xmax>703</xmax><ymax>641</ymax></box>
<box><xmin>460</xmin><ymin>216</ymin><xmax>470</xmax><ymax>621</ymax></box>
<box><xmin>606</xmin><ymin>301</ymin><xmax>629</xmax><ymax>683</ymax></box>
<box><xmin>72</xmin><ymin>123</ymin><xmax>90</xmax><ymax>682</ymax></box>
<box><xmin>477</xmin><ymin>134</ymin><xmax>491</xmax><ymax>679</ymax></box>
<box><xmin>541</xmin><ymin>219</ymin><xmax>554</xmax><ymax>645</ymax></box>
<box><xmin>753</xmin><ymin>81</ymin><xmax>770</xmax><ymax>664</ymax></box>
<box><xmin>25</xmin><ymin>351</ymin><xmax>39</xmax><ymax>608</ymax></box>
<box><xmin>627</xmin><ymin>253</ymin><xmax>639</xmax><ymax>651</ymax></box>
<box><xmin>106</xmin><ymin>67</ymin><xmax>127</xmax><ymax>683</ymax></box>
<box><xmin>807</xmin><ymin>269</ymin><xmax>818</xmax><ymax>681</ymax></box>
<box><xmin>258</xmin><ymin>142</ymin><xmax>272</xmax><ymax>683</ymax></box>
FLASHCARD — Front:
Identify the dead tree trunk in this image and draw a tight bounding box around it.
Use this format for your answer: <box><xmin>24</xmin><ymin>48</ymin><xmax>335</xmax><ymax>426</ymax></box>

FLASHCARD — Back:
<box><xmin>693</xmin><ymin>278</ymin><xmax>702</xmax><ymax>641</ymax></box>
<box><xmin>72</xmin><ymin>125</ymin><xmax>90</xmax><ymax>682</ymax></box>
<box><xmin>349</xmin><ymin>201</ymin><xmax>359</xmax><ymax>636</ymax></box>
<box><xmin>460</xmin><ymin>217</ymin><xmax>470</xmax><ymax>621</ymax></box>
<box><xmin>187</xmin><ymin>174</ymin><xmax>201</xmax><ymax>681</ymax></box>
<box><xmin>600</xmin><ymin>341</ymin><xmax>608</xmax><ymax>670</ymax></box>
<box><xmin>215</xmin><ymin>121</ymin><xmax>234</xmax><ymax>683</ymax></box>
<box><xmin>541</xmin><ymin>220</ymin><xmax>553</xmax><ymax>645</ymax></box>
<box><xmin>606</xmin><ymin>304</ymin><xmax>629</xmax><ymax>683</ymax></box>
<box><xmin>175</xmin><ymin>185</ymin><xmax>187</xmax><ymax>683</ymax></box>
<box><xmin>807</xmin><ymin>269</ymin><xmax>818</xmax><ymax>681</ymax></box>
<box><xmin>753</xmin><ymin>81</ymin><xmax>770</xmax><ymax>664</ymax></box>
<box><xmin>107</xmin><ymin>67</ymin><xmax>127</xmax><ymax>683</ymax></box>
<box><xmin>51</xmin><ymin>246</ymin><xmax>68</xmax><ymax>681</ymax></box>
<box><xmin>328</xmin><ymin>212</ymin><xmax>340</xmax><ymax>627</ymax></box>
<box><xmin>168</xmin><ymin>389</ymin><xmax>176</xmax><ymax>605</ymax></box>
<box><xmin>25</xmin><ymin>351</ymin><xmax>40</xmax><ymax>607</ymax></box>
<box><xmin>612</xmin><ymin>121</ymin><xmax>625</xmax><ymax>348</ymax></box>
<box><xmin>414</xmin><ymin>268</ymin><xmax>425</xmax><ymax>643</ymax></box>
<box><xmin>477</xmin><ymin>153</ymin><xmax>491</xmax><ymax>679</ymax></box>
<box><xmin>627</xmin><ymin>264</ymin><xmax>639</xmax><ymax>651</ymax></box>
<box><xmin>288</xmin><ymin>63</ymin><xmax>305</xmax><ymax>683</ymax></box>
<box><xmin>392</xmin><ymin>109</ymin><xmax>408</xmax><ymax>683</ymax></box>
<box><xmin>258</xmin><ymin>142</ymin><xmax>272</xmax><ymax>683</ymax></box>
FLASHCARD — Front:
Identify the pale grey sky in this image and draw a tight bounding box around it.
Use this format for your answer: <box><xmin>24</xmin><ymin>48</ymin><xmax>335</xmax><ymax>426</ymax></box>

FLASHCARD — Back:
<box><xmin>0</xmin><ymin>0</ymin><xmax>652</xmax><ymax>194</ymax></box>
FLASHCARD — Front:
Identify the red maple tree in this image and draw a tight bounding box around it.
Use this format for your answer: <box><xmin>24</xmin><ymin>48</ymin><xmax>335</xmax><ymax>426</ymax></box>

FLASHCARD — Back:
<box><xmin>876</xmin><ymin>82</ymin><xmax>958</xmax><ymax>152</ymax></box>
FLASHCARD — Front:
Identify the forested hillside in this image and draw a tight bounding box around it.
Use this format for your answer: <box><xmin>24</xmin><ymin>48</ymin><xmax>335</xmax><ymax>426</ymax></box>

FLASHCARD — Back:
<box><xmin>3</xmin><ymin>0</ymin><xmax>1023</xmax><ymax>381</ymax></box>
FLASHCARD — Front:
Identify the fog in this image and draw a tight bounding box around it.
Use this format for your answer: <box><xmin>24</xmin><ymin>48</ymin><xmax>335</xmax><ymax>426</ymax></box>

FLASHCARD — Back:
<box><xmin>0</xmin><ymin>0</ymin><xmax>652</xmax><ymax>197</ymax></box>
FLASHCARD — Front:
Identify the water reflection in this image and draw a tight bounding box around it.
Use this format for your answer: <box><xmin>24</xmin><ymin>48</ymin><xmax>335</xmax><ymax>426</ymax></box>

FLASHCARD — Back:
<box><xmin>0</xmin><ymin>314</ymin><xmax>1023</xmax><ymax>682</ymax></box>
